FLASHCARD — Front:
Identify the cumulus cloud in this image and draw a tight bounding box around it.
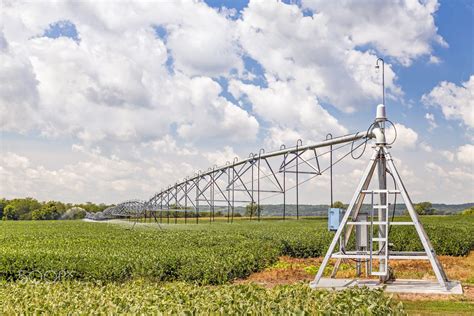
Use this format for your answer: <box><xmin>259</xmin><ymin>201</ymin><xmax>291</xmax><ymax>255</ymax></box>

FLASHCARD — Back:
<box><xmin>203</xmin><ymin>146</ymin><xmax>239</xmax><ymax>166</ymax></box>
<box><xmin>425</xmin><ymin>113</ymin><xmax>438</xmax><ymax>131</ymax></box>
<box><xmin>457</xmin><ymin>144</ymin><xmax>474</xmax><ymax>165</ymax></box>
<box><xmin>229</xmin><ymin>79</ymin><xmax>347</xmax><ymax>143</ymax></box>
<box><xmin>386</xmin><ymin>123</ymin><xmax>418</xmax><ymax>149</ymax></box>
<box><xmin>422</xmin><ymin>76</ymin><xmax>474</xmax><ymax>128</ymax></box>
<box><xmin>234</xmin><ymin>1</ymin><xmax>403</xmax><ymax>113</ymax></box>
<box><xmin>1</xmin><ymin>0</ymin><xmax>467</xmax><ymax>204</ymax></box>
<box><xmin>302</xmin><ymin>0</ymin><xmax>447</xmax><ymax>66</ymax></box>
<box><xmin>0</xmin><ymin>1</ymin><xmax>258</xmax><ymax>145</ymax></box>
<box><xmin>440</xmin><ymin>150</ymin><xmax>455</xmax><ymax>162</ymax></box>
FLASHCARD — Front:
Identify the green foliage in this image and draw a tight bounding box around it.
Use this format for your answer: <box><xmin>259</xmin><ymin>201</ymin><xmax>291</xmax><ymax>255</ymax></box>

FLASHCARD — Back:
<box><xmin>0</xmin><ymin>281</ymin><xmax>405</xmax><ymax>315</ymax></box>
<box><xmin>0</xmin><ymin>221</ymin><xmax>278</xmax><ymax>284</ymax></box>
<box><xmin>245</xmin><ymin>202</ymin><xmax>262</xmax><ymax>217</ymax></box>
<box><xmin>405</xmin><ymin>202</ymin><xmax>436</xmax><ymax>215</ymax></box>
<box><xmin>2</xmin><ymin>205</ymin><xmax>19</xmax><ymax>220</ymax></box>
<box><xmin>62</xmin><ymin>207</ymin><xmax>87</xmax><ymax>220</ymax></box>
<box><xmin>6</xmin><ymin>197</ymin><xmax>41</xmax><ymax>219</ymax></box>
<box><xmin>0</xmin><ymin>198</ymin><xmax>7</xmax><ymax>218</ymax></box>
<box><xmin>461</xmin><ymin>207</ymin><xmax>474</xmax><ymax>215</ymax></box>
<box><xmin>0</xmin><ymin>216</ymin><xmax>472</xmax><ymax>285</ymax></box>
<box><xmin>31</xmin><ymin>201</ymin><xmax>64</xmax><ymax>220</ymax></box>
<box><xmin>0</xmin><ymin>198</ymin><xmax>113</xmax><ymax>220</ymax></box>
<box><xmin>332</xmin><ymin>201</ymin><xmax>346</xmax><ymax>209</ymax></box>
<box><xmin>74</xmin><ymin>202</ymin><xmax>109</xmax><ymax>213</ymax></box>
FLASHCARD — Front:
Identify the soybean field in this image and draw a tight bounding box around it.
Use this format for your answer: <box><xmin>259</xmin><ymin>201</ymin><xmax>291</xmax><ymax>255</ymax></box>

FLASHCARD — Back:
<box><xmin>1</xmin><ymin>216</ymin><xmax>473</xmax><ymax>314</ymax></box>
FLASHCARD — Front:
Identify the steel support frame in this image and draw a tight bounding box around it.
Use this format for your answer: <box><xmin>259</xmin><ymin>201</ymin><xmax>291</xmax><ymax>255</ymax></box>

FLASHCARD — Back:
<box><xmin>311</xmin><ymin>145</ymin><xmax>449</xmax><ymax>289</ymax></box>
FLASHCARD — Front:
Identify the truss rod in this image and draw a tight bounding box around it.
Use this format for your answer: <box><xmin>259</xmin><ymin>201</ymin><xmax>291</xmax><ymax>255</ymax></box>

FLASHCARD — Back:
<box><xmin>155</xmin><ymin>131</ymin><xmax>372</xmax><ymax>195</ymax></box>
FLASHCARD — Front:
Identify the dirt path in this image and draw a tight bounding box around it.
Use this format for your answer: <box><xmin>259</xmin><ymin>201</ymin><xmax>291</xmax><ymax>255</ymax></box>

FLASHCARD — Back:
<box><xmin>235</xmin><ymin>252</ymin><xmax>474</xmax><ymax>303</ymax></box>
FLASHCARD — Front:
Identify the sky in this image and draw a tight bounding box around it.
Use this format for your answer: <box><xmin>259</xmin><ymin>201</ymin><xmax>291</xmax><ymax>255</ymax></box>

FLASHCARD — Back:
<box><xmin>0</xmin><ymin>0</ymin><xmax>473</xmax><ymax>205</ymax></box>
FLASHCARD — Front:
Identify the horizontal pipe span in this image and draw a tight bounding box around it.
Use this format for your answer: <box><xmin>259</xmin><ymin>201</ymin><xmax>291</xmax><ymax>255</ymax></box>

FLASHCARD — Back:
<box><xmin>152</xmin><ymin>130</ymin><xmax>372</xmax><ymax>196</ymax></box>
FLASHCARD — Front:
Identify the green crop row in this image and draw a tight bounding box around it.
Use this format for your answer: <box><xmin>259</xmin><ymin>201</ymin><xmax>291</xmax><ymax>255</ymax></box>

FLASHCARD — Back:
<box><xmin>0</xmin><ymin>280</ymin><xmax>405</xmax><ymax>315</ymax></box>
<box><xmin>0</xmin><ymin>216</ymin><xmax>472</xmax><ymax>284</ymax></box>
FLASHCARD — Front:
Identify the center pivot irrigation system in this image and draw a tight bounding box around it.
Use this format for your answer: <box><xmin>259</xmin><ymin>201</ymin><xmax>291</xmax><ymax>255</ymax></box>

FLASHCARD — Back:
<box><xmin>87</xmin><ymin>59</ymin><xmax>460</xmax><ymax>293</ymax></box>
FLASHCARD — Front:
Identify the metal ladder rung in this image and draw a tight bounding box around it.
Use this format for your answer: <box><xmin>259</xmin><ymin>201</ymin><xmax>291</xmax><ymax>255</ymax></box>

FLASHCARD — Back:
<box><xmin>373</xmin><ymin>205</ymin><xmax>389</xmax><ymax>209</ymax></box>
<box><xmin>372</xmin><ymin>237</ymin><xmax>387</xmax><ymax>242</ymax></box>
<box><xmin>332</xmin><ymin>253</ymin><xmax>385</xmax><ymax>259</ymax></box>
<box><xmin>371</xmin><ymin>271</ymin><xmax>388</xmax><ymax>276</ymax></box>
<box><xmin>389</xmin><ymin>222</ymin><xmax>414</xmax><ymax>225</ymax></box>
<box><xmin>361</xmin><ymin>190</ymin><xmax>400</xmax><ymax>194</ymax></box>
<box><xmin>347</xmin><ymin>221</ymin><xmax>387</xmax><ymax>225</ymax></box>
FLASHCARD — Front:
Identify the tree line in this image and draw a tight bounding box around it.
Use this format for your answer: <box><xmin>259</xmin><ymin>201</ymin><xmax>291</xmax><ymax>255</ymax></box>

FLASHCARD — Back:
<box><xmin>0</xmin><ymin>198</ymin><xmax>113</xmax><ymax>221</ymax></box>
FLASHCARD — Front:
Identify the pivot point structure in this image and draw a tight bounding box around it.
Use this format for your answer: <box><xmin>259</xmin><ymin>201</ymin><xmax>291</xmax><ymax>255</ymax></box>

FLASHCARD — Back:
<box><xmin>309</xmin><ymin>104</ymin><xmax>462</xmax><ymax>295</ymax></box>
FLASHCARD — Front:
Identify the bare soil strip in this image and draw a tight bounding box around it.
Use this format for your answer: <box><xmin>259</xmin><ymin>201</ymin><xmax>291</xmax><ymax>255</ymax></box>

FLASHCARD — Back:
<box><xmin>235</xmin><ymin>252</ymin><xmax>474</xmax><ymax>304</ymax></box>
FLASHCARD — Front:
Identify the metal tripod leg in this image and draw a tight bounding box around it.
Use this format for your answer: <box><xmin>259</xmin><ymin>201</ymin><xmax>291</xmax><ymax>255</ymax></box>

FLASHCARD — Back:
<box><xmin>383</xmin><ymin>147</ymin><xmax>448</xmax><ymax>289</ymax></box>
<box><xmin>311</xmin><ymin>147</ymin><xmax>380</xmax><ymax>287</ymax></box>
<box><xmin>330</xmin><ymin>162</ymin><xmax>374</xmax><ymax>278</ymax></box>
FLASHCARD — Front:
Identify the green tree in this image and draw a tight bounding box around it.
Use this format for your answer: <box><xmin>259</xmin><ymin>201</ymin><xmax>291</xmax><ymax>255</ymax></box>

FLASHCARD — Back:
<box><xmin>3</xmin><ymin>205</ymin><xmax>19</xmax><ymax>220</ymax></box>
<box><xmin>332</xmin><ymin>201</ymin><xmax>346</xmax><ymax>209</ymax></box>
<box><xmin>461</xmin><ymin>207</ymin><xmax>474</xmax><ymax>215</ymax></box>
<box><xmin>245</xmin><ymin>202</ymin><xmax>262</xmax><ymax>217</ymax></box>
<box><xmin>0</xmin><ymin>198</ymin><xmax>8</xmax><ymax>219</ymax></box>
<box><xmin>32</xmin><ymin>201</ymin><xmax>63</xmax><ymax>220</ymax></box>
<box><xmin>8</xmin><ymin>197</ymin><xmax>41</xmax><ymax>219</ymax></box>
<box><xmin>404</xmin><ymin>202</ymin><xmax>436</xmax><ymax>215</ymax></box>
<box><xmin>61</xmin><ymin>207</ymin><xmax>87</xmax><ymax>220</ymax></box>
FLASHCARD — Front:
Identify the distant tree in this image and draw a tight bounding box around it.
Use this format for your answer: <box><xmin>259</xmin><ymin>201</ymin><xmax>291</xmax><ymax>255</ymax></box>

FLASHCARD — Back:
<box><xmin>0</xmin><ymin>198</ymin><xmax>8</xmax><ymax>219</ymax></box>
<box><xmin>75</xmin><ymin>202</ymin><xmax>111</xmax><ymax>213</ymax></box>
<box><xmin>332</xmin><ymin>201</ymin><xmax>346</xmax><ymax>209</ymax></box>
<box><xmin>3</xmin><ymin>205</ymin><xmax>19</xmax><ymax>220</ymax></box>
<box><xmin>8</xmin><ymin>198</ymin><xmax>41</xmax><ymax>219</ymax></box>
<box><xmin>61</xmin><ymin>207</ymin><xmax>87</xmax><ymax>220</ymax></box>
<box><xmin>245</xmin><ymin>202</ymin><xmax>262</xmax><ymax>217</ymax></box>
<box><xmin>461</xmin><ymin>207</ymin><xmax>474</xmax><ymax>216</ymax></box>
<box><xmin>32</xmin><ymin>201</ymin><xmax>63</xmax><ymax>220</ymax></box>
<box><xmin>405</xmin><ymin>202</ymin><xmax>436</xmax><ymax>215</ymax></box>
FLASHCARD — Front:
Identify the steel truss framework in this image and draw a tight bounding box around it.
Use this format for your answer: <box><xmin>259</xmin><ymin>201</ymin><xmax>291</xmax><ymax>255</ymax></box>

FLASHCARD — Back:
<box><xmin>310</xmin><ymin>144</ymin><xmax>449</xmax><ymax>289</ymax></box>
<box><xmin>154</xmin><ymin>131</ymin><xmax>369</xmax><ymax>223</ymax></box>
<box><xmin>87</xmin><ymin>131</ymin><xmax>371</xmax><ymax>222</ymax></box>
<box><xmin>85</xmin><ymin>108</ymin><xmax>451</xmax><ymax>291</ymax></box>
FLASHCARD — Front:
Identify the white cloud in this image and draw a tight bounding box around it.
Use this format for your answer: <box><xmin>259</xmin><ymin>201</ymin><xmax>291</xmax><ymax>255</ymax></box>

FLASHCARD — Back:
<box><xmin>422</xmin><ymin>75</ymin><xmax>474</xmax><ymax>128</ymax></box>
<box><xmin>440</xmin><ymin>150</ymin><xmax>454</xmax><ymax>162</ymax></box>
<box><xmin>230</xmin><ymin>79</ymin><xmax>347</xmax><ymax>142</ymax></box>
<box><xmin>0</xmin><ymin>33</ymin><xmax>40</xmax><ymax>132</ymax></box>
<box><xmin>235</xmin><ymin>1</ymin><xmax>403</xmax><ymax>112</ymax></box>
<box><xmin>428</xmin><ymin>55</ymin><xmax>441</xmax><ymax>64</ymax></box>
<box><xmin>264</xmin><ymin>127</ymin><xmax>303</xmax><ymax>150</ymax></box>
<box><xmin>426</xmin><ymin>161</ymin><xmax>447</xmax><ymax>177</ymax></box>
<box><xmin>1</xmin><ymin>0</ymin><xmax>470</xmax><ymax>205</ymax></box>
<box><xmin>425</xmin><ymin>112</ymin><xmax>438</xmax><ymax>131</ymax></box>
<box><xmin>0</xmin><ymin>1</ymin><xmax>258</xmax><ymax>145</ymax></box>
<box><xmin>457</xmin><ymin>144</ymin><xmax>474</xmax><ymax>165</ymax></box>
<box><xmin>420</xmin><ymin>142</ymin><xmax>433</xmax><ymax>153</ymax></box>
<box><xmin>203</xmin><ymin>146</ymin><xmax>239</xmax><ymax>167</ymax></box>
<box><xmin>147</xmin><ymin>135</ymin><xmax>197</xmax><ymax>156</ymax></box>
<box><xmin>302</xmin><ymin>0</ymin><xmax>447</xmax><ymax>66</ymax></box>
<box><xmin>386</xmin><ymin>123</ymin><xmax>418</xmax><ymax>149</ymax></box>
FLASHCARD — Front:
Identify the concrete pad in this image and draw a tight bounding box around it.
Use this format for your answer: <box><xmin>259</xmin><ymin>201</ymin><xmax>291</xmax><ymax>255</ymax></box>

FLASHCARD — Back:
<box><xmin>310</xmin><ymin>278</ymin><xmax>463</xmax><ymax>295</ymax></box>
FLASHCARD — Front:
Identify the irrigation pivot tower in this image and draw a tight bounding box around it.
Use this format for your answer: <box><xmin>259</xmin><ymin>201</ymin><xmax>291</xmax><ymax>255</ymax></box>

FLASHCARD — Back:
<box><xmin>310</xmin><ymin>103</ymin><xmax>460</xmax><ymax>294</ymax></box>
